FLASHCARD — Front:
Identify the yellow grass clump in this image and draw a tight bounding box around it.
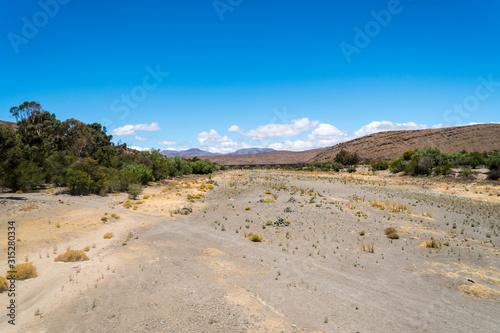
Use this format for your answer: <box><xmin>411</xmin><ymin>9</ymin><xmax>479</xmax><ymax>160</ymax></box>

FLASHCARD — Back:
<box><xmin>54</xmin><ymin>250</ymin><xmax>89</xmax><ymax>262</ymax></box>
<box><xmin>245</xmin><ymin>207</ymin><xmax>251</xmax><ymax>210</ymax></box>
<box><xmin>7</xmin><ymin>263</ymin><xmax>38</xmax><ymax>280</ymax></box>
<box><xmin>264</xmin><ymin>198</ymin><xmax>275</xmax><ymax>203</ymax></box>
<box><xmin>369</xmin><ymin>200</ymin><xmax>413</xmax><ymax>214</ymax></box>
<box><xmin>103</xmin><ymin>232</ymin><xmax>114</xmax><ymax>239</ymax></box>
<box><xmin>249</xmin><ymin>234</ymin><xmax>263</xmax><ymax>242</ymax></box>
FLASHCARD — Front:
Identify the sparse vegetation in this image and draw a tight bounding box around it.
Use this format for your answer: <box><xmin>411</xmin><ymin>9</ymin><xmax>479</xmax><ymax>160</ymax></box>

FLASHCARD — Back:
<box><xmin>54</xmin><ymin>250</ymin><xmax>90</xmax><ymax>262</ymax></box>
<box><xmin>249</xmin><ymin>234</ymin><xmax>263</xmax><ymax>242</ymax></box>
<box><xmin>103</xmin><ymin>232</ymin><xmax>114</xmax><ymax>239</ymax></box>
<box><xmin>7</xmin><ymin>263</ymin><xmax>38</xmax><ymax>280</ymax></box>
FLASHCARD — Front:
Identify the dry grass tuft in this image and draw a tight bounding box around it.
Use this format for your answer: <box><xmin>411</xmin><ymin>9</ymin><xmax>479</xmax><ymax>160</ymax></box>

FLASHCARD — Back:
<box><xmin>19</xmin><ymin>204</ymin><xmax>39</xmax><ymax>212</ymax></box>
<box><xmin>7</xmin><ymin>263</ymin><xmax>38</xmax><ymax>280</ymax></box>
<box><xmin>103</xmin><ymin>232</ymin><xmax>114</xmax><ymax>239</ymax></box>
<box><xmin>459</xmin><ymin>283</ymin><xmax>500</xmax><ymax>302</ymax></box>
<box><xmin>369</xmin><ymin>200</ymin><xmax>413</xmax><ymax>214</ymax></box>
<box><xmin>264</xmin><ymin>198</ymin><xmax>275</xmax><ymax>203</ymax></box>
<box><xmin>54</xmin><ymin>250</ymin><xmax>89</xmax><ymax>262</ymax></box>
<box><xmin>384</xmin><ymin>227</ymin><xmax>400</xmax><ymax>239</ymax></box>
<box><xmin>420</xmin><ymin>238</ymin><xmax>442</xmax><ymax>249</ymax></box>
<box><xmin>361</xmin><ymin>243</ymin><xmax>375</xmax><ymax>253</ymax></box>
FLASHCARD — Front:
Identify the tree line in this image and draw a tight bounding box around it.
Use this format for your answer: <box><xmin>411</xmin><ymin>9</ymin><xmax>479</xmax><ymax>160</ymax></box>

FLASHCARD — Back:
<box><xmin>0</xmin><ymin>102</ymin><xmax>216</xmax><ymax>194</ymax></box>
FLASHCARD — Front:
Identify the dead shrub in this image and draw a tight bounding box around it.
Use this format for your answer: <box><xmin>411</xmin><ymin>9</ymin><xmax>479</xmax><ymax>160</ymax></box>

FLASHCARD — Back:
<box><xmin>7</xmin><ymin>263</ymin><xmax>38</xmax><ymax>280</ymax></box>
<box><xmin>420</xmin><ymin>238</ymin><xmax>442</xmax><ymax>249</ymax></box>
<box><xmin>384</xmin><ymin>227</ymin><xmax>399</xmax><ymax>239</ymax></box>
<box><xmin>54</xmin><ymin>250</ymin><xmax>89</xmax><ymax>262</ymax></box>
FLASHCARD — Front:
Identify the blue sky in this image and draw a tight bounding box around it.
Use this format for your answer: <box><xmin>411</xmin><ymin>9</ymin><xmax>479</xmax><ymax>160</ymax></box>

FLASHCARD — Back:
<box><xmin>1</xmin><ymin>0</ymin><xmax>499</xmax><ymax>152</ymax></box>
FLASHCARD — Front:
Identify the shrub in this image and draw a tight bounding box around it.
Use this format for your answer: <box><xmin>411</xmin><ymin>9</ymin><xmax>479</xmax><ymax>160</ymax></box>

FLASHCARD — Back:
<box><xmin>371</xmin><ymin>160</ymin><xmax>389</xmax><ymax>171</ymax></box>
<box><xmin>249</xmin><ymin>234</ymin><xmax>263</xmax><ymax>242</ymax></box>
<box><xmin>347</xmin><ymin>167</ymin><xmax>356</xmax><ymax>173</ymax></box>
<box><xmin>487</xmin><ymin>152</ymin><xmax>500</xmax><ymax>169</ymax></box>
<box><xmin>0</xmin><ymin>276</ymin><xmax>8</xmax><ymax>292</ymax></box>
<box><xmin>487</xmin><ymin>168</ymin><xmax>500</xmax><ymax>180</ymax></box>
<box><xmin>402</xmin><ymin>150</ymin><xmax>416</xmax><ymax>161</ymax></box>
<box><xmin>66</xmin><ymin>169</ymin><xmax>92</xmax><ymax>194</ymax></box>
<box><xmin>264</xmin><ymin>198</ymin><xmax>275</xmax><ymax>203</ymax></box>
<box><xmin>384</xmin><ymin>227</ymin><xmax>399</xmax><ymax>239</ymax></box>
<box><xmin>245</xmin><ymin>207</ymin><xmax>251</xmax><ymax>210</ymax></box>
<box><xmin>15</xmin><ymin>160</ymin><xmax>45</xmax><ymax>191</ymax></box>
<box><xmin>334</xmin><ymin>150</ymin><xmax>360</xmax><ymax>166</ymax></box>
<box><xmin>111</xmin><ymin>213</ymin><xmax>120</xmax><ymax>219</ymax></box>
<box><xmin>389</xmin><ymin>158</ymin><xmax>406</xmax><ymax>173</ymax></box>
<box><xmin>7</xmin><ymin>263</ymin><xmax>38</xmax><ymax>280</ymax></box>
<box><xmin>83</xmin><ymin>246</ymin><xmax>91</xmax><ymax>252</ymax></box>
<box><xmin>459</xmin><ymin>167</ymin><xmax>477</xmax><ymax>178</ymax></box>
<box><xmin>54</xmin><ymin>250</ymin><xmax>89</xmax><ymax>262</ymax></box>
<box><xmin>434</xmin><ymin>163</ymin><xmax>452</xmax><ymax>175</ymax></box>
<box><xmin>103</xmin><ymin>232</ymin><xmax>114</xmax><ymax>239</ymax></box>
<box><xmin>421</xmin><ymin>238</ymin><xmax>441</xmax><ymax>249</ymax></box>
<box><xmin>331</xmin><ymin>162</ymin><xmax>342</xmax><ymax>172</ymax></box>
<box><xmin>127</xmin><ymin>183</ymin><xmax>144</xmax><ymax>199</ymax></box>
<box><xmin>191</xmin><ymin>159</ymin><xmax>215</xmax><ymax>174</ymax></box>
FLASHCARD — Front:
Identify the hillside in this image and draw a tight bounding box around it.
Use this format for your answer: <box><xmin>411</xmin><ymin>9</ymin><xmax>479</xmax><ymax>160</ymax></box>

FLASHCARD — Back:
<box><xmin>199</xmin><ymin>148</ymin><xmax>325</xmax><ymax>166</ymax></box>
<box><xmin>0</xmin><ymin>120</ymin><xmax>18</xmax><ymax>129</ymax></box>
<box><xmin>310</xmin><ymin>124</ymin><xmax>500</xmax><ymax>163</ymax></box>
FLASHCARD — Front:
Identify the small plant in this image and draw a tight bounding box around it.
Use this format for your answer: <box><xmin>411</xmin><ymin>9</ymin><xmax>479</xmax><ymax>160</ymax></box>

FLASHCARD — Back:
<box><xmin>121</xmin><ymin>240</ymin><xmax>128</xmax><ymax>246</ymax></box>
<box><xmin>103</xmin><ymin>233</ymin><xmax>114</xmax><ymax>239</ymax></box>
<box><xmin>359</xmin><ymin>230</ymin><xmax>366</xmax><ymax>236</ymax></box>
<box><xmin>111</xmin><ymin>214</ymin><xmax>120</xmax><ymax>219</ymax></box>
<box><xmin>384</xmin><ymin>227</ymin><xmax>399</xmax><ymax>239</ymax></box>
<box><xmin>249</xmin><ymin>234</ymin><xmax>263</xmax><ymax>242</ymax></box>
<box><xmin>54</xmin><ymin>250</ymin><xmax>89</xmax><ymax>262</ymax></box>
<box><xmin>83</xmin><ymin>246</ymin><xmax>90</xmax><ymax>252</ymax></box>
<box><xmin>7</xmin><ymin>263</ymin><xmax>38</xmax><ymax>280</ymax></box>
<box><xmin>35</xmin><ymin>308</ymin><xmax>42</xmax><ymax>316</ymax></box>
<box><xmin>361</xmin><ymin>243</ymin><xmax>375</xmax><ymax>253</ymax></box>
<box><xmin>264</xmin><ymin>198</ymin><xmax>275</xmax><ymax>203</ymax></box>
<box><xmin>245</xmin><ymin>207</ymin><xmax>251</xmax><ymax>210</ymax></box>
<box><xmin>55</xmin><ymin>222</ymin><xmax>61</xmax><ymax>228</ymax></box>
<box><xmin>101</xmin><ymin>217</ymin><xmax>108</xmax><ymax>222</ymax></box>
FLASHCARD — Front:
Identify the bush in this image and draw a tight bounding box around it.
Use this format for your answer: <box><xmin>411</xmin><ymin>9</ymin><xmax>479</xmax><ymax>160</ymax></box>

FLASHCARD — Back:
<box><xmin>54</xmin><ymin>250</ymin><xmax>89</xmax><ymax>262</ymax></box>
<box><xmin>434</xmin><ymin>163</ymin><xmax>452</xmax><ymax>175</ymax></box>
<box><xmin>191</xmin><ymin>159</ymin><xmax>215</xmax><ymax>174</ymax></box>
<box><xmin>14</xmin><ymin>160</ymin><xmax>45</xmax><ymax>191</ymax></box>
<box><xmin>103</xmin><ymin>232</ymin><xmax>114</xmax><ymax>239</ymax></box>
<box><xmin>487</xmin><ymin>168</ymin><xmax>500</xmax><ymax>180</ymax></box>
<box><xmin>66</xmin><ymin>168</ymin><xmax>92</xmax><ymax>194</ymax></box>
<box><xmin>389</xmin><ymin>158</ymin><xmax>406</xmax><ymax>173</ymax></box>
<box><xmin>7</xmin><ymin>263</ymin><xmax>38</xmax><ymax>280</ymax></box>
<box><xmin>487</xmin><ymin>152</ymin><xmax>500</xmax><ymax>169</ymax></box>
<box><xmin>347</xmin><ymin>167</ymin><xmax>356</xmax><ymax>173</ymax></box>
<box><xmin>421</xmin><ymin>238</ymin><xmax>441</xmax><ymax>249</ymax></box>
<box><xmin>127</xmin><ymin>183</ymin><xmax>144</xmax><ymax>199</ymax></box>
<box><xmin>121</xmin><ymin>164</ymin><xmax>154</xmax><ymax>186</ymax></box>
<box><xmin>331</xmin><ymin>163</ymin><xmax>342</xmax><ymax>172</ymax></box>
<box><xmin>0</xmin><ymin>276</ymin><xmax>8</xmax><ymax>292</ymax></box>
<box><xmin>334</xmin><ymin>150</ymin><xmax>359</xmax><ymax>166</ymax></box>
<box><xmin>371</xmin><ymin>160</ymin><xmax>389</xmax><ymax>171</ymax></box>
<box><xmin>402</xmin><ymin>150</ymin><xmax>416</xmax><ymax>161</ymax></box>
<box><xmin>249</xmin><ymin>234</ymin><xmax>263</xmax><ymax>242</ymax></box>
<box><xmin>384</xmin><ymin>227</ymin><xmax>399</xmax><ymax>239</ymax></box>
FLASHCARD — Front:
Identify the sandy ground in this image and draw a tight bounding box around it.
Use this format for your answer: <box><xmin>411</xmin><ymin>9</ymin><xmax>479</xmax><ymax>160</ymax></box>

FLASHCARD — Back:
<box><xmin>0</xmin><ymin>171</ymin><xmax>499</xmax><ymax>332</ymax></box>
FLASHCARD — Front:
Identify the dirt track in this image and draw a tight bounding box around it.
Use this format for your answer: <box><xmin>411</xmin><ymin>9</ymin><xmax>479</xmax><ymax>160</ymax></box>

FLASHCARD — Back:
<box><xmin>1</xmin><ymin>171</ymin><xmax>499</xmax><ymax>332</ymax></box>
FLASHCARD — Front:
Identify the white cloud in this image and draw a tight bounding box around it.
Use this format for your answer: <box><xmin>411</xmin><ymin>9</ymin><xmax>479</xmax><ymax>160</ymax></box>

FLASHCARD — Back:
<box><xmin>232</xmin><ymin>118</ymin><xmax>320</xmax><ymax>139</ymax></box>
<box><xmin>196</xmin><ymin>129</ymin><xmax>250</xmax><ymax>154</ymax></box>
<box><xmin>228</xmin><ymin>125</ymin><xmax>240</xmax><ymax>132</ymax></box>
<box><xmin>353</xmin><ymin>121</ymin><xmax>429</xmax><ymax>137</ymax></box>
<box><xmin>128</xmin><ymin>146</ymin><xmax>151</xmax><ymax>151</ymax></box>
<box><xmin>135</xmin><ymin>135</ymin><xmax>149</xmax><ymax>141</ymax></box>
<box><xmin>157</xmin><ymin>140</ymin><xmax>178</xmax><ymax>145</ymax></box>
<box><xmin>111</xmin><ymin>122</ymin><xmax>161</xmax><ymax>136</ymax></box>
<box><xmin>268</xmin><ymin>123</ymin><xmax>348</xmax><ymax>151</ymax></box>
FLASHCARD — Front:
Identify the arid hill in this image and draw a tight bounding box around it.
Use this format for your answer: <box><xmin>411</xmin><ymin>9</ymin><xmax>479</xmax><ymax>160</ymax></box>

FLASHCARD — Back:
<box><xmin>311</xmin><ymin>124</ymin><xmax>500</xmax><ymax>163</ymax></box>
<box><xmin>0</xmin><ymin>120</ymin><xmax>18</xmax><ymax>129</ymax></box>
<box><xmin>199</xmin><ymin>148</ymin><xmax>325</xmax><ymax>166</ymax></box>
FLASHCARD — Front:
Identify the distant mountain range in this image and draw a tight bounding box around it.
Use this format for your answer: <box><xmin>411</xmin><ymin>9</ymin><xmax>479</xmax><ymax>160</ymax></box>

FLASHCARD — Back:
<box><xmin>160</xmin><ymin>148</ymin><xmax>276</xmax><ymax>158</ymax></box>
